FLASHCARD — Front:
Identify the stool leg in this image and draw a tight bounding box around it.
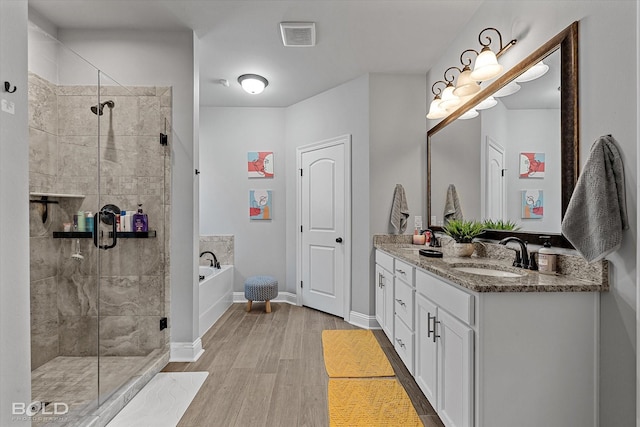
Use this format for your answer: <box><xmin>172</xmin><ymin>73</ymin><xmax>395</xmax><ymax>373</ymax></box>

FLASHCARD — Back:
<box><xmin>246</xmin><ymin>300</ymin><xmax>252</xmax><ymax>312</ymax></box>
<box><xmin>265</xmin><ymin>300</ymin><xmax>271</xmax><ymax>313</ymax></box>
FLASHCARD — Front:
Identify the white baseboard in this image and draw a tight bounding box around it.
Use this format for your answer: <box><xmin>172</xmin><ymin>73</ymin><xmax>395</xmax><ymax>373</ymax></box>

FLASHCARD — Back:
<box><xmin>349</xmin><ymin>310</ymin><xmax>381</xmax><ymax>330</ymax></box>
<box><xmin>233</xmin><ymin>291</ymin><xmax>298</xmax><ymax>305</ymax></box>
<box><xmin>170</xmin><ymin>338</ymin><xmax>204</xmax><ymax>362</ymax></box>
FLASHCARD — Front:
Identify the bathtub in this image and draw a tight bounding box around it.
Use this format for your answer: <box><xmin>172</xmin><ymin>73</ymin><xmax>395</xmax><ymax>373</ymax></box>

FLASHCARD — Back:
<box><xmin>198</xmin><ymin>265</ymin><xmax>234</xmax><ymax>336</ymax></box>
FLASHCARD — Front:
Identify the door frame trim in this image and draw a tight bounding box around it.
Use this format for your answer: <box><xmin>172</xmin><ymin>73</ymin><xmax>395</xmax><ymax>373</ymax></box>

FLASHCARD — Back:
<box><xmin>296</xmin><ymin>134</ymin><xmax>352</xmax><ymax>322</ymax></box>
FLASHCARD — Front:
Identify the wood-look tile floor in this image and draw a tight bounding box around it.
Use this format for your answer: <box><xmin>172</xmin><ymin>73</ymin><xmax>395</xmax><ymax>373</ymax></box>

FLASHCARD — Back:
<box><xmin>164</xmin><ymin>303</ymin><xmax>445</xmax><ymax>427</ymax></box>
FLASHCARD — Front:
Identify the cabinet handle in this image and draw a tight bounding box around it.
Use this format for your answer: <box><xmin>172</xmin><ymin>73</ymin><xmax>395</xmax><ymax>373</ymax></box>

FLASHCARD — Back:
<box><xmin>379</xmin><ymin>273</ymin><xmax>385</xmax><ymax>288</ymax></box>
<box><xmin>433</xmin><ymin>318</ymin><xmax>441</xmax><ymax>343</ymax></box>
<box><xmin>395</xmin><ymin>298</ymin><xmax>406</xmax><ymax>307</ymax></box>
<box><xmin>427</xmin><ymin>312</ymin><xmax>435</xmax><ymax>338</ymax></box>
<box><xmin>396</xmin><ymin>268</ymin><xmax>406</xmax><ymax>275</ymax></box>
<box><xmin>395</xmin><ymin>338</ymin><xmax>405</xmax><ymax>349</ymax></box>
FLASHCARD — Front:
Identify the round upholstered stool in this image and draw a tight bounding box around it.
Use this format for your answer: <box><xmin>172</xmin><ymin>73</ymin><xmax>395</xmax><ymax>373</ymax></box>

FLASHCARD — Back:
<box><xmin>244</xmin><ymin>276</ymin><xmax>278</xmax><ymax>313</ymax></box>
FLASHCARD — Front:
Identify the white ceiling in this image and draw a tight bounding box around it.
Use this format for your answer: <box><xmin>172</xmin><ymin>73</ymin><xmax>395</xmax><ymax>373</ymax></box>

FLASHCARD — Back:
<box><xmin>28</xmin><ymin>0</ymin><xmax>484</xmax><ymax>107</ymax></box>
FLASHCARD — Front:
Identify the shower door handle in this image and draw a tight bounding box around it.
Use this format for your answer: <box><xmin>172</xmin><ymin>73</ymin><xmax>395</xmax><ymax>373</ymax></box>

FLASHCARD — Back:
<box><xmin>96</xmin><ymin>211</ymin><xmax>117</xmax><ymax>250</ymax></box>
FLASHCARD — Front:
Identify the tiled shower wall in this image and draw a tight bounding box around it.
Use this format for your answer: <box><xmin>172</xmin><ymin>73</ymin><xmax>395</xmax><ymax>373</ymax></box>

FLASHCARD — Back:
<box><xmin>29</xmin><ymin>72</ymin><xmax>171</xmax><ymax>369</ymax></box>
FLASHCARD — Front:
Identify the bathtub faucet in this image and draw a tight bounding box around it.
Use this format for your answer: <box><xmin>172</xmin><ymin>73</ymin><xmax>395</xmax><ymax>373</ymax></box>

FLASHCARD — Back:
<box><xmin>200</xmin><ymin>251</ymin><xmax>220</xmax><ymax>269</ymax></box>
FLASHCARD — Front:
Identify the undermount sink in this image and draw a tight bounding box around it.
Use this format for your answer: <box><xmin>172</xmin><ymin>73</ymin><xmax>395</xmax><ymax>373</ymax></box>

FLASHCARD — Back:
<box><xmin>452</xmin><ymin>266</ymin><xmax>525</xmax><ymax>278</ymax></box>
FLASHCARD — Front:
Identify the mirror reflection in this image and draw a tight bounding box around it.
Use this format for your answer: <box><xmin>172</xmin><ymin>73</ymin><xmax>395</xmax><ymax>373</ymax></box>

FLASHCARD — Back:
<box><xmin>430</xmin><ymin>48</ymin><xmax>561</xmax><ymax>233</ymax></box>
<box><xmin>427</xmin><ymin>21</ymin><xmax>579</xmax><ymax>248</ymax></box>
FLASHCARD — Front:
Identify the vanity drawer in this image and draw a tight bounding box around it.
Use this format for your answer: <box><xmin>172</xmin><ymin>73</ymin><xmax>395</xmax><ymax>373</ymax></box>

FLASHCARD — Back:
<box><xmin>376</xmin><ymin>250</ymin><xmax>394</xmax><ymax>273</ymax></box>
<box><xmin>394</xmin><ymin>259</ymin><xmax>415</xmax><ymax>285</ymax></box>
<box><xmin>394</xmin><ymin>314</ymin><xmax>414</xmax><ymax>374</ymax></box>
<box><xmin>416</xmin><ymin>269</ymin><xmax>474</xmax><ymax>325</ymax></box>
<box><xmin>394</xmin><ymin>279</ymin><xmax>414</xmax><ymax>329</ymax></box>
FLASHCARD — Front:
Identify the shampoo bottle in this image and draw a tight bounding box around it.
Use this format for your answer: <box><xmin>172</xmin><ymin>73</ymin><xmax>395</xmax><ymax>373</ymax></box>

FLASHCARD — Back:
<box><xmin>77</xmin><ymin>210</ymin><xmax>86</xmax><ymax>232</ymax></box>
<box><xmin>538</xmin><ymin>239</ymin><xmax>557</xmax><ymax>275</ymax></box>
<box><xmin>121</xmin><ymin>211</ymin><xmax>128</xmax><ymax>232</ymax></box>
<box><xmin>133</xmin><ymin>204</ymin><xmax>148</xmax><ymax>232</ymax></box>
<box><xmin>85</xmin><ymin>211</ymin><xmax>94</xmax><ymax>234</ymax></box>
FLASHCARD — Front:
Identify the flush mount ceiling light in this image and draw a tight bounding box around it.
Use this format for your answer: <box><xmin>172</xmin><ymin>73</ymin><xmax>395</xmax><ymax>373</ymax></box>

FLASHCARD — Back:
<box><xmin>238</xmin><ymin>74</ymin><xmax>269</xmax><ymax>94</ymax></box>
<box><xmin>515</xmin><ymin>61</ymin><xmax>550</xmax><ymax>83</ymax></box>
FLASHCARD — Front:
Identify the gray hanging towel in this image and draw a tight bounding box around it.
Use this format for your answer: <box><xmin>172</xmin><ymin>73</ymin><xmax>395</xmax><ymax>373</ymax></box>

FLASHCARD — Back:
<box><xmin>562</xmin><ymin>135</ymin><xmax>628</xmax><ymax>262</ymax></box>
<box><xmin>390</xmin><ymin>184</ymin><xmax>410</xmax><ymax>234</ymax></box>
<box><xmin>444</xmin><ymin>184</ymin><xmax>463</xmax><ymax>223</ymax></box>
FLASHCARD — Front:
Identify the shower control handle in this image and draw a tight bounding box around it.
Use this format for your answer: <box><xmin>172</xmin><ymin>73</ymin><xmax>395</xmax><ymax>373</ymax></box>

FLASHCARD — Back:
<box><xmin>98</xmin><ymin>211</ymin><xmax>118</xmax><ymax>250</ymax></box>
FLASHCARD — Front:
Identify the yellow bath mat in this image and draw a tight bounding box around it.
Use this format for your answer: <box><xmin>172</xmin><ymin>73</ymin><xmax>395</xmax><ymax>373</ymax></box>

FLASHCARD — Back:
<box><xmin>328</xmin><ymin>378</ymin><xmax>422</xmax><ymax>426</ymax></box>
<box><xmin>321</xmin><ymin>330</ymin><xmax>394</xmax><ymax>378</ymax></box>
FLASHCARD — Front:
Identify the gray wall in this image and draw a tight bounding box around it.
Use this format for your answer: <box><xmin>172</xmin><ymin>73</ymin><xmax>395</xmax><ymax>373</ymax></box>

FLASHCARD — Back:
<box><xmin>426</xmin><ymin>2</ymin><xmax>638</xmax><ymax>424</ymax></box>
<box><xmin>198</xmin><ymin>73</ymin><xmax>427</xmax><ymax>316</ymax></box>
<box><xmin>506</xmin><ymin>109</ymin><xmax>560</xmax><ymax>232</ymax></box>
<box><xmin>430</xmin><ymin>116</ymin><xmax>482</xmax><ymax>224</ymax></box>
<box><xmin>0</xmin><ymin>1</ymin><xmax>31</xmax><ymax>425</ymax></box>
<box><xmin>199</xmin><ymin>107</ymin><xmax>287</xmax><ymax>291</ymax></box>
<box><xmin>285</xmin><ymin>75</ymin><xmax>371</xmax><ymax>316</ymax></box>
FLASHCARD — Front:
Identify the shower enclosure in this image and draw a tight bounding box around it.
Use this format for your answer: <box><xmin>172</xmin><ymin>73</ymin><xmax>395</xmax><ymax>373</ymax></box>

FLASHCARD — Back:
<box><xmin>28</xmin><ymin>23</ymin><xmax>171</xmax><ymax>426</ymax></box>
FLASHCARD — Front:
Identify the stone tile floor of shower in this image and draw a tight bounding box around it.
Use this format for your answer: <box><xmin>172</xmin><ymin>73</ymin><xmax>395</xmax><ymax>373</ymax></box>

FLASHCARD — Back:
<box><xmin>31</xmin><ymin>353</ymin><xmax>156</xmax><ymax>426</ymax></box>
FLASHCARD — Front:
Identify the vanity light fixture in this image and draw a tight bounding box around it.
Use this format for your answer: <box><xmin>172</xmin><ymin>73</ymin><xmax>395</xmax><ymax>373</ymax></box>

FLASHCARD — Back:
<box><xmin>493</xmin><ymin>81</ymin><xmax>521</xmax><ymax>97</ymax></box>
<box><xmin>426</xmin><ymin>81</ymin><xmax>449</xmax><ymax>119</ymax></box>
<box><xmin>475</xmin><ymin>96</ymin><xmax>498</xmax><ymax>110</ymax></box>
<box><xmin>469</xmin><ymin>28</ymin><xmax>517</xmax><ymax>81</ymax></box>
<box><xmin>452</xmin><ymin>49</ymin><xmax>482</xmax><ymax>97</ymax></box>
<box><xmin>515</xmin><ymin>61</ymin><xmax>549</xmax><ymax>83</ymax></box>
<box><xmin>238</xmin><ymin>74</ymin><xmax>269</xmax><ymax>94</ymax></box>
<box><xmin>459</xmin><ymin>109</ymin><xmax>479</xmax><ymax>120</ymax></box>
<box><xmin>427</xmin><ymin>27</ymin><xmax>516</xmax><ymax>121</ymax></box>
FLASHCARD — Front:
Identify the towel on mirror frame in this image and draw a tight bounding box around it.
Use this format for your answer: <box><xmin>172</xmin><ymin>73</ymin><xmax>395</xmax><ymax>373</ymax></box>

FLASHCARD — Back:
<box><xmin>390</xmin><ymin>184</ymin><xmax>410</xmax><ymax>234</ymax></box>
<box><xmin>444</xmin><ymin>184</ymin><xmax>463</xmax><ymax>223</ymax></box>
<box><xmin>561</xmin><ymin>135</ymin><xmax>628</xmax><ymax>263</ymax></box>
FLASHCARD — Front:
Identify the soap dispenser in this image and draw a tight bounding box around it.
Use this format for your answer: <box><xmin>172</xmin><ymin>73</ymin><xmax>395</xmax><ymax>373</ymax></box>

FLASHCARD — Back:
<box><xmin>538</xmin><ymin>237</ymin><xmax>557</xmax><ymax>275</ymax></box>
<box><xmin>133</xmin><ymin>204</ymin><xmax>148</xmax><ymax>232</ymax></box>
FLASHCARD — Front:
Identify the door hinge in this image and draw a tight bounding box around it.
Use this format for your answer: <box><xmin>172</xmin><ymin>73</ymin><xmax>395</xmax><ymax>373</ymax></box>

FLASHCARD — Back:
<box><xmin>300</xmin><ymin>281</ymin><xmax>303</xmax><ymax>288</ymax></box>
<box><xmin>501</xmin><ymin>168</ymin><xmax>506</xmax><ymax>177</ymax></box>
<box><xmin>300</xmin><ymin>168</ymin><xmax>303</xmax><ymax>177</ymax></box>
<box><xmin>300</xmin><ymin>225</ymin><xmax>303</xmax><ymax>232</ymax></box>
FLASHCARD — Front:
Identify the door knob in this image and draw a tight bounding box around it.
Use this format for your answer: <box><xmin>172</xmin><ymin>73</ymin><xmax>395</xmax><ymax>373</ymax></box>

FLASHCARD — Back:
<box><xmin>336</xmin><ymin>237</ymin><xmax>343</xmax><ymax>243</ymax></box>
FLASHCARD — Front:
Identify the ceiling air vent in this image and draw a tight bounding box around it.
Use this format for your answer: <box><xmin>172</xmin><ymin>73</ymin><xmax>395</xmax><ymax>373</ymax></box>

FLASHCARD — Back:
<box><xmin>280</xmin><ymin>22</ymin><xmax>316</xmax><ymax>47</ymax></box>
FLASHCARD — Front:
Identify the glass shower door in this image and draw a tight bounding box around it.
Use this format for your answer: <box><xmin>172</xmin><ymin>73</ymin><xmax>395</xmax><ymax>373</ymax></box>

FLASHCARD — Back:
<box><xmin>96</xmin><ymin>71</ymin><xmax>169</xmax><ymax>406</ymax></box>
<box><xmin>28</xmin><ymin>21</ymin><xmax>101</xmax><ymax>426</ymax></box>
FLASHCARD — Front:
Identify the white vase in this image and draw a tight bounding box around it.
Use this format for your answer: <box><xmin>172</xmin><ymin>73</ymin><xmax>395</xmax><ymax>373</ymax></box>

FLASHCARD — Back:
<box><xmin>452</xmin><ymin>242</ymin><xmax>475</xmax><ymax>257</ymax></box>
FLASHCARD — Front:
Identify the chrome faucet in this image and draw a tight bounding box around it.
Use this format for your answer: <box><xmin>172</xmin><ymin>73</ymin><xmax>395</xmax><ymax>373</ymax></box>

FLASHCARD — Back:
<box><xmin>499</xmin><ymin>237</ymin><xmax>529</xmax><ymax>269</ymax></box>
<box><xmin>199</xmin><ymin>251</ymin><xmax>220</xmax><ymax>269</ymax></box>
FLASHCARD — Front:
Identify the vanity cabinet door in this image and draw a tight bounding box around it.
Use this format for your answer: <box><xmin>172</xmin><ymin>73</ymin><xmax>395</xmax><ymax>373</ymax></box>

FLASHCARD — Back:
<box><xmin>375</xmin><ymin>264</ymin><xmax>393</xmax><ymax>340</ymax></box>
<box><xmin>415</xmin><ymin>293</ymin><xmax>438</xmax><ymax>405</ymax></box>
<box><xmin>437</xmin><ymin>308</ymin><xmax>474</xmax><ymax>427</ymax></box>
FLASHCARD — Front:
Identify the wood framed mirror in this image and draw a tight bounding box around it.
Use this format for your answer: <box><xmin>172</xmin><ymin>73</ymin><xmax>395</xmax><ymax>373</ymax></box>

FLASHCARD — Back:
<box><xmin>426</xmin><ymin>21</ymin><xmax>578</xmax><ymax>248</ymax></box>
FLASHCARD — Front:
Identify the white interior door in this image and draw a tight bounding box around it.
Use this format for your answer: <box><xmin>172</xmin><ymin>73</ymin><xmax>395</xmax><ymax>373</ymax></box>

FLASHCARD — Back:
<box><xmin>298</xmin><ymin>136</ymin><xmax>350</xmax><ymax>318</ymax></box>
<box><xmin>485</xmin><ymin>137</ymin><xmax>506</xmax><ymax>220</ymax></box>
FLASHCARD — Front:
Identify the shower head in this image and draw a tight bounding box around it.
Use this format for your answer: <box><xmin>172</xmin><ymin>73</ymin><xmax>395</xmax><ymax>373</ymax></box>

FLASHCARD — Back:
<box><xmin>90</xmin><ymin>100</ymin><xmax>115</xmax><ymax>115</ymax></box>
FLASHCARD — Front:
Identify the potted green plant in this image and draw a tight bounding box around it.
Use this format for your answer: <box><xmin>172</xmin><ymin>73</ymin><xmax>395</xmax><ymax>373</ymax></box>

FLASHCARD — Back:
<box><xmin>482</xmin><ymin>219</ymin><xmax>520</xmax><ymax>231</ymax></box>
<box><xmin>442</xmin><ymin>219</ymin><xmax>485</xmax><ymax>257</ymax></box>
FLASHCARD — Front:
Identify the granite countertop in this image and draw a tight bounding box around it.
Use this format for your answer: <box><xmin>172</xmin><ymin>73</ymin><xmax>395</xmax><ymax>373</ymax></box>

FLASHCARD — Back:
<box><xmin>374</xmin><ymin>240</ymin><xmax>609</xmax><ymax>293</ymax></box>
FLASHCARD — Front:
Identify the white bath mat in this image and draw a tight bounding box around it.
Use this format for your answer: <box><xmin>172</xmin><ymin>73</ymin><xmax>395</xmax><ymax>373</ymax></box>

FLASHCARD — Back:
<box><xmin>106</xmin><ymin>372</ymin><xmax>208</xmax><ymax>427</ymax></box>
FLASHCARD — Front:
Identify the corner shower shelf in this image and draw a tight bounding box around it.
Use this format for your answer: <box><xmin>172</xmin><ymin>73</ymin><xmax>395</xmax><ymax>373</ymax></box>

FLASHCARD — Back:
<box><xmin>53</xmin><ymin>230</ymin><xmax>157</xmax><ymax>239</ymax></box>
<box><xmin>30</xmin><ymin>192</ymin><xmax>85</xmax><ymax>199</ymax></box>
